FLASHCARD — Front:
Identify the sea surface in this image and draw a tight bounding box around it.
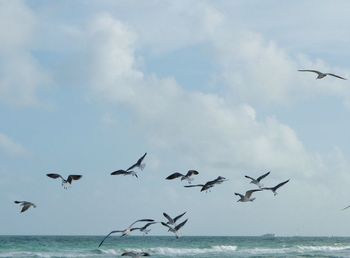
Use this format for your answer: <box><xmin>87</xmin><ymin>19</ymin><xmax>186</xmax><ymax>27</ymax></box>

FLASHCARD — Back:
<box><xmin>1</xmin><ymin>236</ymin><xmax>350</xmax><ymax>257</ymax></box>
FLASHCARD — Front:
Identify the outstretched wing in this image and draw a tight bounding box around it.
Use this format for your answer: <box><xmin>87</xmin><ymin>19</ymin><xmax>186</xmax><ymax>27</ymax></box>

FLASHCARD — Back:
<box><xmin>175</xmin><ymin>219</ymin><xmax>188</xmax><ymax>231</ymax></box>
<box><xmin>126</xmin><ymin>152</ymin><xmax>147</xmax><ymax>171</ymax></box>
<box><xmin>173</xmin><ymin>212</ymin><xmax>187</xmax><ymax>224</ymax></box>
<box><xmin>163</xmin><ymin>212</ymin><xmax>172</xmax><ymax>223</ymax></box>
<box><xmin>46</xmin><ymin>173</ymin><xmax>64</xmax><ymax>180</ymax></box>
<box><xmin>14</xmin><ymin>201</ymin><xmax>23</xmax><ymax>204</ymax></box>
<box><xmin>327</xmin><ymin>73</ymin><xmax>347</xmax><ymax>80</ymax></box>
<box><xmin>234</xmin><ymin>193</ymin><xmax>244</xmax><ymax>198</ymax></box>
<box><xmin>166</xmin><ymin>172</ymin><xmax>183</xmax><ymax>180</ymax></box>
<box><xmin>161</xmin><ymin>222</ymin><xmax>173</xmax><ymax>230</ymax></box>
<box><xmin>111</xmin><ymin>170</ymin><xmax>129</xmax><ymax>176</ymax></box>
<box><xmin>298</xmin><ymin>69</ymin><xmax>322</xmax><ymax>75</ymax></box>
<box><xmin>257</xmin><ymin>171</ymin><xmax>270</xmax><ymax>182</ymax></box>
<box><xmin>98</xmin><ymin>230</ymin><xmax>122</xmax><ymax>247</ymax></box>
<box><xmin>186</xmin><ymin>170</ymin><xmax>199</xmax><ymax>177</ymax></box>
<box><xmin>67</xmin><ymin>175</ymin><xmax>82</xmax><ymax>184</ymax></box>
<box><xmin>184</xmin><ymin>184</ymin><xmax>204</xmax><ymax>188</ymax></box>
<box><xmin>342</xmin><ymin>205</ymin><xmax>350</xmax><ymax>210</ymax></box>
<box><xmin>129</xmin><ymin>219</ymin><xmax>154</xmax><ymax>228</ymax></box>
<box><xmin>21</xmin><ymin>203</ymin><xmax>32</xmax><ymax>213</ymax></box>
<box><xmin>141</xmin><ymin>222</ymin><xmax>157</xmax><ymax>230</ymax></box>
<box><xmin>244</xmin><ymin>175</ymin><xmax>255</xmax><ymax>181</ymax></box>
<box><xmin>274</xmin><ymin>179</ymin><xmax>290</xmax><ymax>190</ymax></box>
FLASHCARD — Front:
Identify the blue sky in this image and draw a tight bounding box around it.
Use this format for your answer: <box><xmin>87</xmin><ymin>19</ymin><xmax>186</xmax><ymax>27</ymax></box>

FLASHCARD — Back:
<box><xmin>1</xmin><ymin>0</ymin><xmax>350</xmax><ymax>236</ymax></box>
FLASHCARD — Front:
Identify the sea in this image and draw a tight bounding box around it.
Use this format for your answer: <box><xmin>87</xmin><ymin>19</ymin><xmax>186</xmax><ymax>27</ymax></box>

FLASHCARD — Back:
<box><xmin>1</xmin><ymin>236</ymin><xmax>350</xmax><ymax>257</ymax></box>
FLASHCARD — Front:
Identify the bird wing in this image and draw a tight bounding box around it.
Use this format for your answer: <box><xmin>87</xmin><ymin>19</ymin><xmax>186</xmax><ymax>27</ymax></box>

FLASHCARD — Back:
<box><xmin>166</xmin><ymin>172</ymin><xmax>183</xmax><ymax>180</ymax></box>
<box><xmin>67</xmin><ymin>175</ymin><xmax>82</xmax><ymax>184</ymax></box>
<box><xmin>342</xmin><ymin>205</ymin><xmax>350</xmax><ymax>210</ymax></box>
<box><xmin>327</xmin><ymin>73</ymin><xmax>347</xmax><ymax>80</ymax></box>
<box><xmin>234</xmin><ymin>193</ymin><xmax>244</xmax><ymax>198</ymax></box>
<box><xmin>245</xmin><ymin>189</ymin><xmax>262</xmax><ymax>198</ymax></box>
<box><xmin>141</xmin><ymin>222</ymin><xmax>157</xmax><ymax>230</ymax></box>
<box><xmin>173</xmin><ymin>211</ymin><xmax>187</xmax><ymax>224</ymax></box>
<box><xmin>274</xmin><ymin>179</ymin><xmax>290</xmax><ymax>190</ymax></box>
<box><xmin>187</xmin><ymin>170</ymin><xmax>199</xmax><ymax>176</ymax></box>
<box><xmin>175</xmin><ymin>219</ymin><xmax>188</xmax><ymax>231</ymax></box>
<box><xmin>298</xmin><ymin>69</ymin><xmax>322</xmax><ymax>75</ymax></box>
<box><xmin>46</xmin><ymin>173</ymin><xmax>64</xmax><ymax>180</ymax></box>
<box><xmin>244</xmin><ymin>175</ymin><xmax>255</xmax><ymax>181</ymax></box>
<box><xmin>98</xmin><ymin>230</ymin><xmax>122</xmax><ymax>247</ymax></box>
<box><xmin>14</xmin><ymin>201</ymin><xmax>23</xmax><ymax>204</ymax></box>
<box><xmin>126</xmin><ymin>152</ymin><xmax>147</xmax><ymax>171</ymax></box>
<box><xmin>111</xmin><ymin>170</ymin><xmax>129</xmax><ymax>175</ymax></box>
<box><xmin>257</xmin><ymin>171</ymin><xmax>270</xmax><ymax>182</ymax></box>
<box><xmin>140</xmin><ymin>253</ymin><xmax>150</xmax><ymax>256</ymax></box>
<box><xmin>163</xmin><ymin>212</ymin><xmax>173</xmax><ymax>223</ymax></box>
<box><xmin>129</xmin><ymin>219</ymin><xmax>154</xmax><ymax>228</ymax></box>
<box><xmin>184</xmin><ymin>184</ymin><xmax>204</xmax><ymax>188</ymax></box>
<box><xmin>161</xmin><ymin>222</ymin><xmax>173</xmax><ymax>230</ymax></box>
<box><xmin>21</xmin><ymin>203</ymin><xmax>32</xmax><ymax>213</ymax></box>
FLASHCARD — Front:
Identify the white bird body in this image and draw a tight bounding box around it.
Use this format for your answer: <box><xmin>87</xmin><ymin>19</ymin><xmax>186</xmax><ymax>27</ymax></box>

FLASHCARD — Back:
<box><xmin>235</xmin><ymin>189</ymin><xmax>262</xmax><ymax>202</ymax></box>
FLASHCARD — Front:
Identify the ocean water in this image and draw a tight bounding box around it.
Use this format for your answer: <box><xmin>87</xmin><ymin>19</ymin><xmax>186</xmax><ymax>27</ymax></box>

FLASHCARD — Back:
<box><xmin>1</xmin><ymin>236</ymin><xmax>350</xmax><ymax>257</ymax></box>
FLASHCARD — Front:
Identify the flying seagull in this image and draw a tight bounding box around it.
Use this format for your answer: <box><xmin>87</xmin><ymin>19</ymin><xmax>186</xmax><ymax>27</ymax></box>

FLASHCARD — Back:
<box><xmin>184</xmin><ymin>176</ymin><xmax>227</xmax><ymax>192</ymax></box>
<box><xmin>111</xmin><ymin>169</ymin><xmax>138</xmax><ymax>178</ymax></box>
<box><xmin>98</xmin><ymin>219</ymin><xmax>154</xmax><ymax>247</ymax></box>
<box><xmin>161</xmin><ymin>219</ymin><xmax>188</xmax><ymax>238</ymax></box>
<box><xmin>245</xmin><ymin>171</ymin><xmax>270</xmax><ymax>188</ymax></box>
<box><xmin>132</xmin><ymin>222</ymin><xmax>158</xmax><ymax>235</ymax></box>
<box><xmin>298</xmin><ymin>70</ymin><xmax>347</xmax><ymax>80</ymax></box>
<box><xmin>262</xmin><ymin>179</ymin><xmax>290</xmax><ymax>196</ymax></box>
<box><xmin>121</xmin><ymin>251</ymin><xmax>150</xmax><ymax>257</ymax></box>
<box><xmin>166</xmin><ymin>170</ymin><xmax>199</xmax><ymax>184</ymax></box>
<box><xmin>235</xmin><ymin>189</ymin><xmax>262</xmax><ymax>202</ymax></box>
<box><xmin>46</xmin><ymin>173</ymin><xmax>82</xmax><ymax>189</ymax></box>
<box><xmin>163</xmin><ymin>212</ymin><xmax>186</xmax><ymax>226</ymax></box>
<box><xmin>126</xmin><ymin>152</ymin><xmax>147</xmax><ymax>171</ymax></box>
<box><xmin>14</xmin><ymin>201</ymin><xmax>36</xmax><ymax>213</ymax></box>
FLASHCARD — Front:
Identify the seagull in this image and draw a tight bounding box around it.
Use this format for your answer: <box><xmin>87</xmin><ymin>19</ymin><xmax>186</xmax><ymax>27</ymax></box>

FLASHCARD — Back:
<box><xmin>121</xmin><ymin>251</ymin><xmax>150</xmax><ymax>257</ymax></box>
<box><xmin>163</xmin><ymin>212</ymin><xmax>186</xmax><ymax>226</ymax></box>
<box><xmin>298</xmin><ymin>69</ymin><xmax>347</xmax><ymax>80</ymax></box>
<box><xmin>184</xmin><ymin>176</ymin><xmax>227</xmax><ymax>192</ymax></box>
<box><xmin>235</xmin><ymin>189</ymin><xmax>262</xmax><ymax>202</ymax></box>
<box><xmin>245</xmin><ymin>171</ymin><xmax>270</xmax><ymax>188</ymax></box>
<box><xmin>111</xmin><ymin>169</ymin><xmax>138</xmax><ymax>178</ymax></box>
<box><xmin>262</xmin><ymin>179</ymin><xmax>290</xmax><ymax>196</ymax></box>
<box><xmin>126</xmin><ymin>152</ymin><xmax>147</xmax><ymax>171</ymax></box>
<box><xmin>98</xmin><ymin>219</ymin><xmax>154</xmax><ymax>247</ymax></box>
<box><xmin>166</xmin><ymin>170</ymin><xmax>199</xmax><ymax>184</ymax></box>
<box><xmin>132</xmin><ymin>222</ymin><xmax>158</xmax><ymax>235</ymax></box>
<box><xmin>14</xmin><ymin>201</ymin><xmax>36</xmax><ymax>213</ymax></box>
<box><xmin>46</xmin><ymin>173</ymin><xmax>82</xmax><ymax>189</ymax></box>
<box><xmin>161</xmin><ymin>219</ymin><xmax>188</xmax><ymax>238</ymax></box>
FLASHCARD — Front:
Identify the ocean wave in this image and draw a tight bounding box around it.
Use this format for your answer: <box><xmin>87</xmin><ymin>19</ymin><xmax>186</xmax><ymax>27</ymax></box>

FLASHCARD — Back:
<box><xmin>240</xmin><ymin>245</ymin><xmax>350</xmax><ymax>255</ymax></box>
<box><xmin>128</xmin><ymin>245</ymin><xmax>238</xmax><ymax>256</ymax></box>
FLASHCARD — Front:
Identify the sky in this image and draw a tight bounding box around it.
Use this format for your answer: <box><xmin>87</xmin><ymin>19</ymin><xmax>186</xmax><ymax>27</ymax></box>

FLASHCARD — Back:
<box><xmin>1</xmin><ymin>0</ymin><xmax>350</xmax><ymax>236</ymax></box>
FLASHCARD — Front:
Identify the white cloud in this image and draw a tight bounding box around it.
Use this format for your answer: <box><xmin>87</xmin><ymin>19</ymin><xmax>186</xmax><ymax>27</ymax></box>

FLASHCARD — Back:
<box><xmin>85</xmin><ymin>14</ymin><xmax>337</xmax><ymax>185</ymax></box>
<box><xmin>0</xmin><ymin>133</ymin><xmax>27</xmax><ymax>156</ymax></box>
<box><xmin>212</xmin><ymin>29</ymin><xmax>350</xmax><ymax>105</ymax></box>
<box><xmin>0</xmin><ymin>0</ymin><xmax>49</xmax><ymax>106</ymax></box>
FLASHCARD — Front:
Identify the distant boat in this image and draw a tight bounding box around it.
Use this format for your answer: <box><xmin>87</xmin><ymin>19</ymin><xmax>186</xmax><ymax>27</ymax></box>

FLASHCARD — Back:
<box><xmin>260</xmin><ymin>233</ymin><xmax>275</xmax><ymax>239</ymax></box>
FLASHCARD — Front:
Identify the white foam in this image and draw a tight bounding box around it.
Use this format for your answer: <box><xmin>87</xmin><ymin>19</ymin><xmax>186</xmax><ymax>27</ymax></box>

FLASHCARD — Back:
<box><xmin>145</xmin><ymin>245</ymin><xmax>238</xmax><ymax>256</ymax></box>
